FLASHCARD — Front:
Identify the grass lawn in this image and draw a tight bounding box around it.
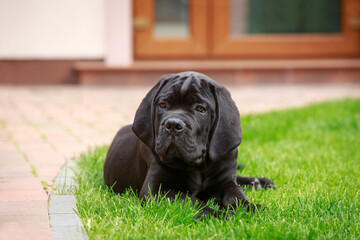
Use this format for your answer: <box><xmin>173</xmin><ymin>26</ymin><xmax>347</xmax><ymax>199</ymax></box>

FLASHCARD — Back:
<box><xmin>74</xmin><ymin>99</ymin><xmax>360</xmax><ymax>239</ymax></box>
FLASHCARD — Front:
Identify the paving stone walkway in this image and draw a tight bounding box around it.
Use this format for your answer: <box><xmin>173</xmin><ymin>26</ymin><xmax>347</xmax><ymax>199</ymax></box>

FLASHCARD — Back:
<box><xmin>0</xmin><ymin>84</ymin><xmax>359</xmax><ymax>240</ymax></box>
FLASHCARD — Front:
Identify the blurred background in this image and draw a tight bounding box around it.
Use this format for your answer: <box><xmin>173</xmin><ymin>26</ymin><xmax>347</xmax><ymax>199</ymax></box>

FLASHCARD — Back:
<box><xmin>0</xmin><ymin>0</ymin><xmax>359</xmax><ymax>85</ymax></box>
<box><xmin>1</xmin><ymin>2</ymin><xmax>359</xmax><ymax>239</ymax></box>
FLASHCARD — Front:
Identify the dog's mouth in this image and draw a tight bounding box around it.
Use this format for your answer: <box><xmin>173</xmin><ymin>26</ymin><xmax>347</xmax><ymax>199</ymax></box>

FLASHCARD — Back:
<box><xmin>159</xmin><ymin>144</ymin><xmax>205</xmax><ymax>169</ymax></box>
<box><xmin>192</xmin><ymin>156</ymin><xmax>204</xmax><ymax>166</ymax></box>
<box><xmin>161</xmin><ymin>156</ymin><xmax>205</xmax><ymax>170</ymax></box>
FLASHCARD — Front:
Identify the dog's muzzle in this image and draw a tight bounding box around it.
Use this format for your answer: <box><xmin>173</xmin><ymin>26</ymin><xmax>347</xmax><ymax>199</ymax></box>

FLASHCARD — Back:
<box><xmin>164</xmin><ymin>118</ymin><xmax>186</xmax><ymax>136</ymax></box>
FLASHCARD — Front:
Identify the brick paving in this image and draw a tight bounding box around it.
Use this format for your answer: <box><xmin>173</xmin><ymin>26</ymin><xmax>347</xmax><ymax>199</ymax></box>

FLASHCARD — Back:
<box><xmin>0</xmin><ymin>84</ymin><xmax>360</xmax><ymax>239</ymax></box>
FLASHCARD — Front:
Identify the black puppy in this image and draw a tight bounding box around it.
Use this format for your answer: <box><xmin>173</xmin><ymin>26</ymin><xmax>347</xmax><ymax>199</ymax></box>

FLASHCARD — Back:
<box><xmin>104</xmin><ymin>72</ymin><xmax>273</xmax><ymax>219</ymax></box>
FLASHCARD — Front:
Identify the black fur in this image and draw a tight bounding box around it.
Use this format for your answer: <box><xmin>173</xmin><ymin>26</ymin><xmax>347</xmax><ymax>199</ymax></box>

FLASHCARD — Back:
<box><xmin>104</xmin><ymin>72</ymin><xmax>274</xmax><ymax>219</ymax></box>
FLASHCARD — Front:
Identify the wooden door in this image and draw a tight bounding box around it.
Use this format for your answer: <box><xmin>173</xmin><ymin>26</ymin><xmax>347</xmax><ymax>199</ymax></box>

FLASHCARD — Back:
<box><xmin>134</xmin><ymin>0</ymin><xmax>360</xmax><ymax>59</ymax></box>
<box><xmin>212</xmin><ymin>0</ymin><xmax>360</xmax><ymax>58</ymax></box>
<box><xmin>134</xmin><ymin>0</ymin><xmax>208</xmax><ymax>59</ymax></box>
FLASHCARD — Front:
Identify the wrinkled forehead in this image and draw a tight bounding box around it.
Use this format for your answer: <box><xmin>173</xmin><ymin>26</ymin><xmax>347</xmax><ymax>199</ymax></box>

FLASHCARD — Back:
<box><xmin>158</xmin><ymin>72</ymin><xmax>215</xmax><ymax>101</ymax></box>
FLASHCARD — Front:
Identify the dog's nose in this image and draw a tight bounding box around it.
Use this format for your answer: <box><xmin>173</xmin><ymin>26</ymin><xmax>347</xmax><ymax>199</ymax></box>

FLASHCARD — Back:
<box><xmin>164</xmin><ymin>118</ymin><xmax>185</xmax><ymax>135</ymax></box>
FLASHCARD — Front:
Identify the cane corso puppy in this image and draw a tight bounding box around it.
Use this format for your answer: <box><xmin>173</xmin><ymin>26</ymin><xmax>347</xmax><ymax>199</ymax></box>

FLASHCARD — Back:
<box><xmin>104</xmin><ymin>71</ymin><xmax>273</xmax><ymax>219</ymax></box>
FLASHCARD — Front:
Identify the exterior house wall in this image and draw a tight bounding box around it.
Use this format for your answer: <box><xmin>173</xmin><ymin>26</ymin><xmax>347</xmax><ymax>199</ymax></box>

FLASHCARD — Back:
<box><xmin>0</xmin><ymin>0</ymin><xmax>105</xmax><ymax>59</ymax></box>
<box><xmin>0</xmin><ymin>0</ymin><xmax>358</xmax><ymax>85</ymax></box>
<box><xmin>105</xmin><ymin>0</ymin><xmax>133</xmax><ymax>66</ymax></box>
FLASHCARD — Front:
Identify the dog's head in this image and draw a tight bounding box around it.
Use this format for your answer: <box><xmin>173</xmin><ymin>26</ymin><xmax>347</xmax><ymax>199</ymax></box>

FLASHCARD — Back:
<box><xmin>132</xmin><ymin>72</ymin><xmax>241</xmax><ymax>169</ymax></box>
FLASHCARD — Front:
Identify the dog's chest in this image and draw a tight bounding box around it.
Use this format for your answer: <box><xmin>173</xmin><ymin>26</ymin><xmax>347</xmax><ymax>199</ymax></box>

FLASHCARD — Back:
<box><xmin>186</xmin><ymin>172</ymin><xmax>207</xmax><ymax>196</ymax></box>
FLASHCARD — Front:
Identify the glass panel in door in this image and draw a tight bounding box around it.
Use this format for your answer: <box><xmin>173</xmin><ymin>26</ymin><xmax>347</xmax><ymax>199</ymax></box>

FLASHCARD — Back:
<box><xmin>230</xmin><ymin>0</ymin><xmax>341</xmax><ymax>36</ymax></box>
<box><xmin>155</xmin><ymin>0</ymin><xmax>190</xmax><ymax>37</ymax></box>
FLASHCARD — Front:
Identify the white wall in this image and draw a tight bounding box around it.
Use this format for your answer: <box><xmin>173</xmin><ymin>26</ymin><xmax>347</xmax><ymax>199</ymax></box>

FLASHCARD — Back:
<box><xmin>105</xmin><ymin>0</ymin><xmax>132</xmax><ymax>66</ymax></box>
<box><xmin>0</xmin><ymin>0</ymin><xmax>105</xmax><ymax>59</ymax></box>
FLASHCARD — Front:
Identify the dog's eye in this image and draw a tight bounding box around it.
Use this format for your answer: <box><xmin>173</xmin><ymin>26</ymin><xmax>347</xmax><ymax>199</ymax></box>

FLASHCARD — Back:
<box><xmin>195</xmin><ymin>105</ymin><xmax>206</xmax><ymax>113</ymax></box>
<box><xmin>159</xmin><ymin>102</ymin><xmax>167</xmax><ymax>109</ymax></box>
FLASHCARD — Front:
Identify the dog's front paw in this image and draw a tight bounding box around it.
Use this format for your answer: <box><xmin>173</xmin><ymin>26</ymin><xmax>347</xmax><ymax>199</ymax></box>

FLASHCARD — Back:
<box><xmin>194</xmin><ymin>209</ymin><xmax>226</xmax><ymax>221</ymax></box>
<box><xmin>242</xmin><ymin>202</ymin><xmax>265</xmax><ymax>213</ymax></box>
<box><xmin>194</xmin><ymin>209</ymin><xmax>214</xmax><ymax>221</ymax></box>
<box><xmin>257</xmin><ymin>177</ymin><xmax>276</xmax><ymax>189</ymax></box>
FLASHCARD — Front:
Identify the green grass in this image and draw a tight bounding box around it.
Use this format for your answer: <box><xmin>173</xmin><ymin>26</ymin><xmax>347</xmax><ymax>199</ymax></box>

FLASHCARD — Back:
<box><xmin>74</xmin><ymin>99</ymin><xmax>360</xmax><ymax>240</ymax></box>
<box><xmin>30</xmin><ymin>165</ymin><xmax>38</xmax><ymax>178</ymax></box>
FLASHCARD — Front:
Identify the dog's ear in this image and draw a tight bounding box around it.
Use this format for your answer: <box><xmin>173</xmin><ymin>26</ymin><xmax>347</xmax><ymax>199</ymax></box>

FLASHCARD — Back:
<box><xmin>209</xmin><ymin>84</ymin><xmax>242</xmax><ymax>161</ymax></box>
<box><xmin>132</xmin><ymin>75</ymin><xmax>171</xmax><ymax>149</ymax></box>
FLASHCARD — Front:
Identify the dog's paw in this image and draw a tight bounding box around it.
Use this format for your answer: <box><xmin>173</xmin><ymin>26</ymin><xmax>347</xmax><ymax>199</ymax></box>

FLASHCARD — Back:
<box><xmin>194</xmin><ymin>209</ymin><xmax>219</xmax><ymax>221</ymax></box>
<box><xmin>248</xmin><ymin>178</ymin><xmax>275</xmax><ymax>190</ymax></box>
<box><xmin>194</xmin><ymin>208</ymin><xmax>229</xmax><ymax>221</ymax></box>
<box><xmin>249</xmin><ymin>178</ymin><xmax>262</xmax><ymax>190</ymax></box>
<box><xmin>257</xmin><ymin>177</ymin><xmax>276</xmax><ymax>189</ymax></box>
<box><xmin>240</xmin><ymin>202</ymin><xmax>264</xmax><ymax>213</ymax></box>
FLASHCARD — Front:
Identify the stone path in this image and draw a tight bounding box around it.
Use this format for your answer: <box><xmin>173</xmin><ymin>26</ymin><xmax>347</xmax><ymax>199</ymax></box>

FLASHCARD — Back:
<box><xmin>49</xmin><ymin>161</ymin><xmax>87</xmax><ymax>240</ymax></box>
<box><xmin>0</xmin><ymin>84</ymin><xmax>359</xmax><ymax>239</ymax></box>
